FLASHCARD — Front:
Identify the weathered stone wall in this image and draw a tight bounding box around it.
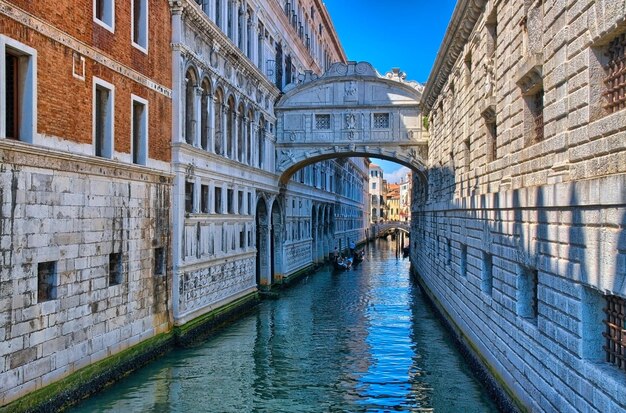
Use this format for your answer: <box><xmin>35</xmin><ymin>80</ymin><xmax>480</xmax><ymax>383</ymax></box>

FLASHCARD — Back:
<box><xmin>0</xmin><ymin>141</ymin><xmax>172</xmax><ymax>406</ymax></box>
<box><xmin>415</xmin><ymin>0</ymin><xmax>626</xmax><ymax>411</ymax></box>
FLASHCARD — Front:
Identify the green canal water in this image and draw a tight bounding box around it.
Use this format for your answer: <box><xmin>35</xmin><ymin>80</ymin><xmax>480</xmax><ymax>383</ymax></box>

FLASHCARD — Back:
<box><xmin>70</xmin><ymin>239</ymin><xmax>498</xmax><ymax>412</ymax></box>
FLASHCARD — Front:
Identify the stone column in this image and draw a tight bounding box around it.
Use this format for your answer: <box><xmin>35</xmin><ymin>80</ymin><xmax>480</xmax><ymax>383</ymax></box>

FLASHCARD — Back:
<box><xmin>242</xmin><ymin>115</ymin><xmax>248</xmax><ymax>164</ymax></box>
<box><xmin>208</xmin><ymin>93</ymin><xmax>215</xmax><ymax>153</ymax></box>
<box><xmin>221</xmin><ymin>104</ymin><xmax>228</xmax><ymax>157</ymax></box>
<box><xmin>233</xmin><ymin>1</ymin><xmax>239</xmax><ymax>45</ymax></box>
<box><xmin>258</xmin><ymin>28</ymin><xmax>264</xmax><ymax>71</ymax></box>
<box><xmin>194</xmin><ymin>86</ymin><xmax>203</xmax><ymax>147</ymax></box>
<box><xmin>251</xmin><ymin>12</ymin><xmax>259</xmax><ymax>64</ymax></box>
<box><xmin>233</xmin><ymin>185</ymin><xmax>239</xmax><ymax>214</ymax></box>
<box><xmin>221</xmin><ymin>0</ymin><xmax>229</xmax><ymax>33</ymax></box>
<box><xmin>233</xmin><ymin>110</ymin><xmax>239</xmax><ymax>161</ymax></box>
<box><xmin>258</xmin><ymin>224</ymin><xmax>272</xmax><ymax>288</ymax></box>
<box><xmin>209</xmin><ymin>181</ymin><xmax>216</xmax><ymax>214</ymax></box>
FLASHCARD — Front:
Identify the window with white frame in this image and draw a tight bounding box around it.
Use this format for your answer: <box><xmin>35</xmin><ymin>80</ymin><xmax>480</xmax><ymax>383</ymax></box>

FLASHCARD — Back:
<box><xmin>131</xmin><ymin>95</ymin><xmax>148</xmax><ymax>165</ymax></box>
<box><xmin>1</xmin><ymin>36</ymin><xmax>37</xmax><ymax>143</ymax></box>
<box><xmin>94</xmin><ymin>0</ymin><xmax>115</xmax><ymax>32</ymax></box>
<box><xmin>93</xmin><ymin>78</ymin><xmax>114</xmax><ymax>158</ymax></box>
<box><xmin>132</xmin><ymin>0</ymin><xmax>148</xmax><ymax>51</ymax></box>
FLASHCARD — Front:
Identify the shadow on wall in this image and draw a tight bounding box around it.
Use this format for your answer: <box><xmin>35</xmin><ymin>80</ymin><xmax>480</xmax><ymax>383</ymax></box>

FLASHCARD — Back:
<box><xmin>409</xmin><ymin>164</ymin><xmax>626</xmax><ymax>407</ymax></box>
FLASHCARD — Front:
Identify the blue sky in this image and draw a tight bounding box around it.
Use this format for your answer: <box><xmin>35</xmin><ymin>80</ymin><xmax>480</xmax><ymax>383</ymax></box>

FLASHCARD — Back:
<box><xmin>323</xmin><ymin>0</ymin><xmax>456</xmax><ymax>182</ymax></box>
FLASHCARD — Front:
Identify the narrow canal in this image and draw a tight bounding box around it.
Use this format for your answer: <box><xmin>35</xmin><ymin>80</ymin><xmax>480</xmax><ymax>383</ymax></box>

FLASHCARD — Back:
<box><xmin>70</xmin><ymin>239</ymin><xmax>498</xmax><ymax>412</ymax></box>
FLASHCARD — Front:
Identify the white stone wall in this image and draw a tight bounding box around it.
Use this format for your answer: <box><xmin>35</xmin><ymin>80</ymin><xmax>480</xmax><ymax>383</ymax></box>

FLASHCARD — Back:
<box><xmin>0</xmin><ymin>142</ymin><xmax>171</xmax><ymax>406</ymax></box>
<box><xmin>415</xmin><ymin>0</ymin><xmax>626</xmax><ymax>411</ymax></box>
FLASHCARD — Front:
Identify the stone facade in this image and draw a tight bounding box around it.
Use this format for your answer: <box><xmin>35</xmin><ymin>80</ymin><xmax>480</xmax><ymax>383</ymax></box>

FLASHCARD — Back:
<box><xmin>415</xmin><ymin>0</ymin><xmax>626</xmax><ymax>411</ymax></box>
<box><xmin>369</xmin><ymin>164</ymin><xmax>384</xmax><ymax>223</ymax></box>
<box><xmin>0</xmin><ymin>0</ymin><xmax>173</xmax><ymax>405</ymax></box>
<box><xmin>170</xmin><ymin>0</ymin><xmax>370</xmax><ymax>326</ymax></box>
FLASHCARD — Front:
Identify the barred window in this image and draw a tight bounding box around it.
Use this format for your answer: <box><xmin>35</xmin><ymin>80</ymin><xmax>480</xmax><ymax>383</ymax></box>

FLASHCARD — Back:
<box><xmin>373</xmin><ymin>113</ymin><xmax>390</xmax><ymax>129</ymax></box>
<box><xmin>315</xmin><ymin>114</ymin><xmax>330</xmax><ymax>129</ymax></box>
<box><xmin>109</xmin><ymin>252</ymin><xmax>123</xmax><ymax>286</ymax></box>
<box><xmin>603</xmin><ymin>294</ymin><xmax>626</xmax><ymax>372</ymax></box>
<box><xmin>604</xmin><ymin>33</ymin><xmax>626</xmax><ymax>114</ymax></box>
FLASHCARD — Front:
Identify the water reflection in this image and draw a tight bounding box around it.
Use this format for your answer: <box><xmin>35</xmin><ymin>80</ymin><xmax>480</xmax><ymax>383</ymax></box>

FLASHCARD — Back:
<box><xmin>70</xmin><ymin>239</ymin><xmax>497</xmax><ymax>412</ymax></box>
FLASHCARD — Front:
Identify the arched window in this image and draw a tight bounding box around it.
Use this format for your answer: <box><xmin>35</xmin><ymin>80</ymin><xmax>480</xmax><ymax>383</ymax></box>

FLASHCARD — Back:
<box><xmin>226</xmin><ymin>96</ymin><xmax>235</xmax><ymax>158</ymax></box>
<box><xmin>184</xmin><ymin>69</ymin><xmax>197</xmax><ymax>145</ymax></box>
<box><xmin>214</xmin><ymin>88</ymin><xmax>223</xmax><ymax>155</ymax></box>
<box><xmin>237</xmin><ymin>102</ymin><xmax>244</xmax><ymax>162</ymax></box>
<box><xmin>200</xmin><ymin>78</ymin><xmax>211</xmax><ymax>151</ymax></box>
<box><xmin>258</xmin><ymin>114</ymin><xmax>265</xmax><ymax>168</ymax></box>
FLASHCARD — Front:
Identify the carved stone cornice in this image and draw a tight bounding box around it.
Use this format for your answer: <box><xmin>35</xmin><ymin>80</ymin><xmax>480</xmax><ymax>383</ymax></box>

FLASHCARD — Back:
<box><xmin>174</xmin><ymin>0</ymin><xmax>278</xmax><ymax>97</ymax></box>
<box><xmin>421</xmin><ymin>0</ymin><xmax>488</xmax><ymax>113</ymax></box>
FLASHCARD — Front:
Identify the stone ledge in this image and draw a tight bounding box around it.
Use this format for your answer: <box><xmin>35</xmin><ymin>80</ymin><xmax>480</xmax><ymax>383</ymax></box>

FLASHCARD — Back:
<box><xmin>0</xmin><ymin>139</ymin><xmax>173</xmax><ymax>184</ymax></box>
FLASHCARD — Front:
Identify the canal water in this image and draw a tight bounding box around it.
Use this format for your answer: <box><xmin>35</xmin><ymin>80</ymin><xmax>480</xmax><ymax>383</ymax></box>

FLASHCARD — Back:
<box><xmin>70</xmin><ymin>239</ymin><xmax>498</xmax><ymax>412</ymax></box>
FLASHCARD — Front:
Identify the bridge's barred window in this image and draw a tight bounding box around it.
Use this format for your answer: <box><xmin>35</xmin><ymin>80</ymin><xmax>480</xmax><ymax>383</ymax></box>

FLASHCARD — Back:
<box><xmin>603</xmin><ymin>294</ymin><xmax>626</xmax><ymax>372</ymax></box>
<box><xmin>604</xmin><ymin>33</ymin><xmax>626</xmax><ymax>114</ymax></box>
<box><xmin>37</xmin><ymin>261</ymin><xmax>57</xmax><ymax>302</ymax></box>
<box><xmin>373</xmin><ymin>113</ymin><xmax>390</xmax><ymax>129</ymax></box>
<box><xmin>315</xmin><ymin>114</ymin><xmax>330</xmax><ymax>129</ymax></box>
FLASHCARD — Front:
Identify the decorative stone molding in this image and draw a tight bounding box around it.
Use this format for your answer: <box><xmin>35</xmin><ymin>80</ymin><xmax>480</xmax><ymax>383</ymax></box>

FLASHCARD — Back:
<box><xmin>516</xmin><ymin>53</ymin><xmax>543</xmax><ymax>95</ymax></box>
<box><xmin>421</xmin><ymin>0</ymin><xmax>488</xmax><ymax>112</ymax></box>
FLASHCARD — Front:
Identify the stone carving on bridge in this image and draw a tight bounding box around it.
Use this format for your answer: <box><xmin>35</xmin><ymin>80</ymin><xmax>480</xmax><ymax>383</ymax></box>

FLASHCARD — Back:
<box><xmin>275</xmin><ymin>61</ymin><xmax>429</xmax><ymax>178</ymax></box>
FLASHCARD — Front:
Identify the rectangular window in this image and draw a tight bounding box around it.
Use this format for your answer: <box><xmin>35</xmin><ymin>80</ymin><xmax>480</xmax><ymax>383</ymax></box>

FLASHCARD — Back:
<box><xmin>238</xmin><ymin>190</ymin><xmax>244</xmax><ymax>214</ymax></box>
<box><xmin>5</xmin><ymin>53</ymin><xmax>18</xmax><ymax>139</ymax></box>
<box><xmin>373</xmin><ymin>113</ymin><xmax>390</xmax><ymax>129</ymax></box>
<box><xmin>154</xmin><ymin>247</ymin><xmax>164</xmax><ymax>275</ymax></box>
<box><xmin>185</xmin><ymin>181</ymin><xmax>194</xmax><ymax>213</ymax></box>
<box><xmin>239</xmin><ymin>229</ymin><xmax>245</xmax><ymax>249</ymax></box>
<box><xmin>108</xmin><ymin>252</ymin><xmax>122</xmax><ymax>285</ymax></box>
<box><xmin>517</xmin><ymin>266</ymin><xmax>538</xmax><ymax>322</ymax></box>
<box><xmin>481</xmin><ymin>252</ymin><xmax>493</xmax><ymax>295</ymax></box>
<box><xmin>94</xmin><ymin>0</ymin><xmax>115</xmax><ymax>32</ymax></box>
<box><xmin>531</xmin><ymin>89</ymin><xmax>544</xmax><ymax>143</ymax></box>
<box><xmin>131</xmin><ymin>96</ymin><xmax>147</xmax><ymax>165</ymax></box>
<box><xmin>460</xmin><ymin>244</ymin><xmax>467</xmax><ymax>277</ymax></box>
<box><xmin>603</xmin><ymin>294</ymin><xmax>626</xmax><ymax>372</ymax></box>
<box><xmin>227</xmin><ymin>189</ymin><xmax>234</xmax><ymax>214</ymax></box>
<box><xmin>2</xmin><ymin>38</ymin><xmax>36</xmax><ymax>143</ymax></box>
<box><xmin>372</xmin><ymin>182</ymin><xmax>376</xmax><ymax>190</ymax></box>
<box><xmin>247</xmin><ymin>192</ymin><xmax>252</xmax><ymax>215</ymax></box>
<box><xmin>94</xmin><ymin>78</ymin><xmax>114</xmax><ymax>158</ymax></box>
<box><xmin>132</xmin><ymin>0</ymin><xmax>148</xmax><ymax>52</ymax></box>
<box><xmin>201</xmin><ymin>184</ymin><xmax>209</xmax><ymax>213</ymax></box>
<box><xmin>215</xmin><ymin>187</ymin><xmax>222</xmax><ymax>213</ymax></box>
<box><xmin>37</xmin><ymin>261</ymin><xmax>57</xmax><ymax>302</ymax></box>
<box><xmin>315</xmin><ymin>114</ymin><xmax>330</xmax><ymax>130</ymax></box>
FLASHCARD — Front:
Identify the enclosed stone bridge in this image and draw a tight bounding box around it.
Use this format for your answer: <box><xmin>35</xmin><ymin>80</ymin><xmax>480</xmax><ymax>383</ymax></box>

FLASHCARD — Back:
<box><xmin>275</xmin><ymin>62</ymin><xmax>428</xmax><ymax>184</ymax></box>
<box><xmin>375</xmin><ymin>221</ymin><xmax>410</xmax><ymax>237</ymax></box>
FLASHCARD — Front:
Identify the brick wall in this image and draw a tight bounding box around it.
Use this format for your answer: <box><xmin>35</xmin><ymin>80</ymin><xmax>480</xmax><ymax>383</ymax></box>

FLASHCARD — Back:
<box><xmin>1</xmin><ymin>0</ymin><xmax>172</xmax><ymax>161</ymax></box>
<box><xmin>415</xmin><ymin>0</ymin><xmax>626</xmax><ymax>411</ymax></box>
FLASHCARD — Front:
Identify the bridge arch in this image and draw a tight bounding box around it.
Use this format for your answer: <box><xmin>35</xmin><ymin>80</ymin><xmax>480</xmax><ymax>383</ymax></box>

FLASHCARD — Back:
<box><xmin>275</xmin><ymin>62</ymin><xmax>429</xmax><ymax>185</ymax></box>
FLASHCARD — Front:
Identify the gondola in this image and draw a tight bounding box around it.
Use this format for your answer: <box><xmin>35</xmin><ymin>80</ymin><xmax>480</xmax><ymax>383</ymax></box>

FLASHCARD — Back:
<box><xmin>352</xmin><ymin>249</ymin><xmax>365</xmax><ymax>265</ymax></box>
<box><xmin>333</xmin><ymin>256</ymin><xmax>353</xmax><ymax>271</ymax></box>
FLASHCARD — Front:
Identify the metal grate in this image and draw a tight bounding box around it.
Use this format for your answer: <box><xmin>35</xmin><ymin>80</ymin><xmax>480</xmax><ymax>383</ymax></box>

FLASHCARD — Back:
<box><xmin>373</xmin><ymin>113</ymin><xmax>390</xmax><ymax>129</ymax></box>
<box><xmin>603</xmin><ymin>295</ymin><xmax>626</xmax><ymax>372</ymax></box>
<box><xmin>315</xmin><ymin>114</ymin><xmax>330</xmax><ymax>129</ymax></box>
<box><xmin>604</xmin><ymin>33</ymin><xmax>626</xmax><ymax>114</ymax></box>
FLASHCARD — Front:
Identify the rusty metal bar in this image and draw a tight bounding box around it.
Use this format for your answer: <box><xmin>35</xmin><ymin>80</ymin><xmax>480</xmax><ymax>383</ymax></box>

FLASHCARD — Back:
<box><xmin>604</xmin><ymin>33</ymin><xmax>626</xmax><ymax>114</ymax></box>
<box><xmin>603</xmin><ymin>295</ymin><xmax>626</xmax><ymax>371</ymax></box>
